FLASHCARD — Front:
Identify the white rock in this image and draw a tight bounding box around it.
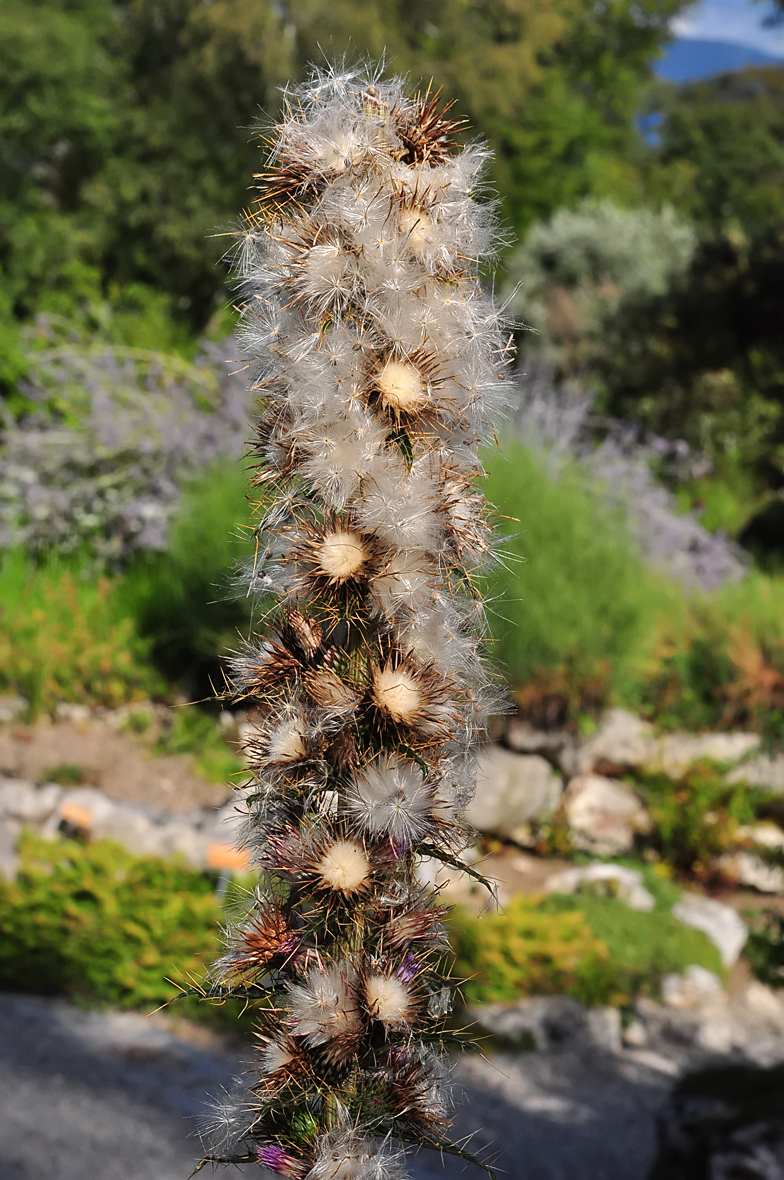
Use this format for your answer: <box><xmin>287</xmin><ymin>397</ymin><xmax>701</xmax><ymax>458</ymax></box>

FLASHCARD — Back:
<box><xmin>0</xmin><ymin>695</ymin><xmax>28</xmax><ymax>723</ymax></box>
<box><xmin>716</xmin><ymin>851</ymin><xmax>784</xmax><ymax>894</ymax></box>
<box><xmin>40</xmin><ymin>787</ymin><xmax>118</xmax><ymax>837</ymax></box>
<box><xmin>0</xmin><ymin>780</ymin><xmax>62</xmax><ymax>822</ymax></box>
<box><xmin>744</xmin><ymin>981</ymin><xmax>784</xmax><ymax>1029</ymax></box>
<box><xmin>697</xmin><ymin>1012</ymin><xmax>734</xmax><ymax>1053</ymax></box>
<box><xmin>560</xmin><ymin>709</ymin><xmax>655</xmax><ymax>776</ymax></box>
<box><xmin>740</xmin><ymin>822</ymin><xmax>784</xmax><ymax>849</ymax></box>
<box><xmin>650</xmin><ymin>731</ymin><xmax>760</xmax><ymax>776</ymax></box>
<box><xmin>544</xmin><ymin>862</ymin><xmax>656</xmax><ymax>911</ymax></box>
<box><xmin>464</xmin><ymin>747</ymin><xmax>563</xmax><ymax>838</ymax></box>
<box><xmin>622</xmin><ymin>1019</ymin><xmax>648</xmax><ymax>1047</ymax></box>
<box><xmin>505</xmin><ymin>720</ymin><xmax>571</xmax><ymax>758</ymax></box>
<box><xmin>662</xmin><ymin>965</ymin><xmax>725</xmax><ymax>1012</ymax></box>
<box><xmin>92</xmin><ymin>805</ymin><xmax>162</xmax><ymax>855</ymax></box>
<box><xmin>54</xmin><ymin>702</ymin><xmax>92</xmax><ymax>724</ymax></box>
<box><xmin>0</xmin><ymin>818</ymin><xmax>20</xmax><ymax>879</ymax></box>
<box><xmin>561</xmin><ymin>774</ymin><xmax>652</xmax><ymax>856</ymax></box>
<box><xmin>156</xmin><ymin>822</ymin><xmax>210</xmax><ymax>866</ymax></box>
<box><xmin>728</xmin><ymin>755</ymin><xmax>784</xmax><ymax>794</ymax></box>
<box><xmin>672</xmin><ymin>892</ymin><xmax>748</xmax><ymax>967</ymax></box>
<box><xmin>468</xmin><ymin>995</ymin><xmax>621</xmax><ymax>1054</ymax></box>
<box><xmin>585</xmin><ymin>1006</ymin><xmax>622</xmax><ymax>1054</ymax></box>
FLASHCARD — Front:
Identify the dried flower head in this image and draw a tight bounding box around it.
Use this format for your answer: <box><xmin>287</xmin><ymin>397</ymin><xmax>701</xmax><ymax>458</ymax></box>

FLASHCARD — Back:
<box><xmin>364</xmin><ymin>972</ymin><xmax>417</xmax><ymax>1029</ymax></box>
<box><xmin>316</xmin><ymin>838</ymin><xmax>372</xmax><ymax>895</ymax></box>
<box><xmin>346</xmin><ymin>755</ymin><xmax>435</xmax><ymax>844</ymax></box>
<box><xmin>286</xmin><ymin>964</ymin><xmax>363</xmax><ymax>1061</ymax></box>
<box><xmin>202</xmin><ymin>60</ymin><xmax>509</xmax><ymax>1180</ymax></box>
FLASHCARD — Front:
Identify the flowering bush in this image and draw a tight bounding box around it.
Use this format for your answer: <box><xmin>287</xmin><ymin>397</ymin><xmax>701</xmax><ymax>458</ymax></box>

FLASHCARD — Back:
<box><xmin>197</xmin><ymin>65</ymin><xmax>509</xmax><ymax>1180</ymax></box>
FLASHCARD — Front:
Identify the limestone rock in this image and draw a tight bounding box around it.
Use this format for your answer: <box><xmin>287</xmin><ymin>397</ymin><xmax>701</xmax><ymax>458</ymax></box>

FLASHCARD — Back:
<box><xmin>465</xmin><ymin>747</ymin><xmax>563</xmax><ymax>839</ymax></box>
<box><xmin>0</xmin><ymin>779</ymin><xmax>62</xmax><ymax>822</ymax></box>
<box><xmin>505</xmin><ymin>719</ymin><xmax>571</xmax><ymax>761</ymax></box>
<box><xmin>545</xmin><ymin>862</ymin><xmax>656</xmax><ymax>911</ymax></box>
<box><xmin>93</xmin><ymin>804</ymin><xmax>164</xmax><ymax>857</ymax></box>
<box><xmin>54</xmin><ymin>702</ymin><xmax>93</xmax><ymax>724</ymax></box>
<box><xmin>743</xmin><ymin>823</ymin><xmax>784</xmax><ymax>850</ymax></box>
<box><xmin>662</xmin><ymin>965</ymin><xmax>725</xmax><ymax>1013</ymax></box>
<box><xmin>561</xmin><ymin>774</ymin><xmax>652</xmax><ymax>856</ymax></box>
<box><xmin>0</xmin><ymin>695</ymin><xmax>28</xmax><ymax>724</ymax></box>
<box><xmin>729</xmin><ymin>755</ymin><xmax>784</xmax><ymax>794</ymax></box>
<box><xmin>672</xmin><ymin>892</ymin><xmax>748</xmax><ymax>967</ymax></box>
<box><xmin>650</xmin><ymin>731</ymin><xmax>761</xmax><ymax>776</ymax></box>
<box><xmin>42</xmin><ymin>787</ymin><xmax>119</xmax><ymax>836</ymax></box>
<box><xmin>717</xmin><ymin>851</ymin><xmax>784</xmax><ymax>894</ymax></box>
<box><xmin>154</xmin><ymin>821</ymin><xmax>210</xmax><ymax>867</ymax></box>
<box><xmin>559</xmin><ymin>709</ymin><xmax>655</xmax><ymax>776</ymax></box>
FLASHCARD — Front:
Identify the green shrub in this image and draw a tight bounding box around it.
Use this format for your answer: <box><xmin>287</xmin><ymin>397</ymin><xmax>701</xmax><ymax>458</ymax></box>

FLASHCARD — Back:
<box><xmin>121</xmin><ymin>460</ymin><xmax>256</xmax><ymax>698</ymax></box>
<box><xmin>0</xmin><ymin>550</ymin><xmax>162</xmax><ymax>714</ymax></box>
<box><xmin>635</xmin><ymin>762</ymin><xmax>765</xmax><ymax>879</ymax></box>
<box><xmin>155</xmin><ymin>706</ymin><xmax>245</xmax><ymax>783</ymax></box>
<box><xmin>745</xmin><ymin>910</ymin><xmax>784</xmax><ymax>989</ymax></box>
<box><xmin>483</xmin><ymin>441</ymin><xmax>677</xmax><ymax>717</ymax></box>
<box><xmin>542</xmin><ymin>891</ymin><xmax>723</xmax><ymax>998</ymax></box>
<box><xmin>449</xmin><ymin>888</ymin><xmax>722</xmax><ymax>1009</ymax></box>
<box><xmin>449</xmin><ymin>894</ymin><xmax>612</xmax><ymax>1006</ymax></box>
<box><xmin>0</xmin><ymin>831</ymin><xmax>253</xmax><ymax>1032</ymax></box>
<box><xmin>638</xmin><ymin>572</ymin><xmax>784</xmax><ymax>738</ymax></box>
<box><xmin>482</xmin><ymin>441</ymin><xmax>784</xmax><ymax>737</ymax></box>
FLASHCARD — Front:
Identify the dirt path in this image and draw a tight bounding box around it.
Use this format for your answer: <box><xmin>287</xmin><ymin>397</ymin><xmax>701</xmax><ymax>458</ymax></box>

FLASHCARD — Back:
<box><xmin>0</xmin><ymin>993</ymin><xmax>673</xmax><ymax>1180</ymax></box>
<box><xmin>0</xmin><ymin>714</ymin><xmax>231</xmax><ymax>812</ymax></box>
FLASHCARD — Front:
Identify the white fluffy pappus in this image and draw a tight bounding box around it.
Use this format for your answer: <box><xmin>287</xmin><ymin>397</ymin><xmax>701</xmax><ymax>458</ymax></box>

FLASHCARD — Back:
<box><xmin>346</xmin><ymin>755</ymin><xmax>435</xmax><ymax>844</ymax></box>
<box><xmin>286</xmin><ymin>964</ymin><xmax>362</xmax><ymax>1050</ymax></box>
<box><xmin>316</xmin><ymin>839</ymin><xmax>372</xmax><ymax>894</ymax></box>
<box><xmin>199</xmin><ymin>1082</ymin><xmax>255</xmax><ymax>1158</ymax></box>
<box><xmin>353</xmin><ymin>458</ymin><xmax>443</xmax><ymax>552</ymax></box>
<box><xmin>317</xmin><ymin>529</ymin><xmax>369</xmax><ymax>582</ymax></box>
<box><xmin>364</xmin><ymin>973</ymin><xmax>416</xmax><ymax>1028</ymax></box>
<box><xmin>306</xmin><ymin>1129</ymin><xmax>405</xmax><ymax>1180</ymax></box>
<box><xmin>368</xmin><ymin>549</ymin><xmax>438</xmax><ymax>618</ymax></box>
<box><xmin>299</xmin><ymin>413</ymin><xmax>390</xmax><ymax>509</ymax></box>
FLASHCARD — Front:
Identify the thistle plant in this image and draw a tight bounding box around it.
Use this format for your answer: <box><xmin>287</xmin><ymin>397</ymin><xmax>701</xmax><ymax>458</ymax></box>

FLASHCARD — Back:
<box><xmin>198</xmin><ymin>63</ymin><xmax>510</xmax><ymax>1180</ymax></box>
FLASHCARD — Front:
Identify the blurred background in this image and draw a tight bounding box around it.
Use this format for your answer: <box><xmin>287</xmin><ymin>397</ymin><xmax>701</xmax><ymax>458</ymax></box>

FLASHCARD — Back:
<box><xmin>2</xmin><ymin>2</ymin><xmax>784</xmax><ymax>1178</ymax></box>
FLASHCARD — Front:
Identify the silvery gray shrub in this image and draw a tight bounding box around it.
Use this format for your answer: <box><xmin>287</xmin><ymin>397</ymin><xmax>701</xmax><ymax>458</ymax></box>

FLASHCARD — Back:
<box><xmin>0</xmin><ymin>332</ymin><xmax>251</xmax><ymax>562</ymax></box>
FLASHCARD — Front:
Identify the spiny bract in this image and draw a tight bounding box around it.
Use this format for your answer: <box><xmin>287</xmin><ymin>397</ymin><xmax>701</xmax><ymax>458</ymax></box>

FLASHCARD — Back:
<box><xmin>199</xmin><ymin>61</ymin><xmax>511</xmax><ymax>1180</ymax></box>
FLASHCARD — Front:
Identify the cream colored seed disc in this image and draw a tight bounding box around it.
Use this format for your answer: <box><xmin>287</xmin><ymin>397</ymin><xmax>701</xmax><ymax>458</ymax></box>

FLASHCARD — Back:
<box><xmin>372</xmin><ymin>667</ymin><xmax>421</xmax><ymax>722</ymax></box>
<box><xmin>271</xmin><ymin>723</ymin><xmax>307</xmax><ymax>762</ymax></box>
<box><xmin>317</xmin><ymin>839</ymin><xmax>371</xmax><ymax>893</ymax></box>
<box><xmin>376</xmin><ymin>360</ymin><xmax>428</xmax><ymax>413</ymax></box>
<box><xmin>399</xmin><ymin>206</ymin><xmax>434</xmax><ymax>248</ymax></box>
<box><xmin>365</xmin><ymin>974</ymin><xmax>410</xmax><ymax>1023</ymax></box>
<box><xmin>317</xmin><ymin>531</ymin><xmax>367</xmax><ymax>581</ymax></box>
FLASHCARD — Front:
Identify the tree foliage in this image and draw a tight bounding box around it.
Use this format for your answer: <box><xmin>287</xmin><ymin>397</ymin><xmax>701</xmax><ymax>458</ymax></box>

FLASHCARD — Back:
<box><xmin>0</xmin><ymin>0</ymin><xmax>686</xmax><ymax>352</ymax></box>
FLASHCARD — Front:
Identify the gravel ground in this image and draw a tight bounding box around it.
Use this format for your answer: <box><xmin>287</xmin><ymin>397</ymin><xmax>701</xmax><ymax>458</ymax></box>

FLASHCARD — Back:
<box><xmin>0</xmin><ymin>718</ymin><xmax>231</xmax><ymax>812</ymax></box>
<box><xmin>0</xmin><ymin>993</ymin><xmax>675</xmax><ymax>1180</ymax></box>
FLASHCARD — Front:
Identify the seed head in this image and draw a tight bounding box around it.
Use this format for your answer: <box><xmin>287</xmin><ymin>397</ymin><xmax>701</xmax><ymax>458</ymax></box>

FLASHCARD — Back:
<box><xmin>375</xmin><ymin>360</ymin><xmax>429</xmax><ymax>414</ymax></box>
<box><xmin>316</xmin><ymin>839</ymin><xmax>371</xmax><ymax>894</ymax></box>
<box><xmin>317</xmin><ymin>531</ymin><xmax>368</xmax><ymax>581</ymax></box>
<box><xmin>371</xmin><ymin>666</ymin><xmax>422</xmax><ymax>722</ymax></box>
